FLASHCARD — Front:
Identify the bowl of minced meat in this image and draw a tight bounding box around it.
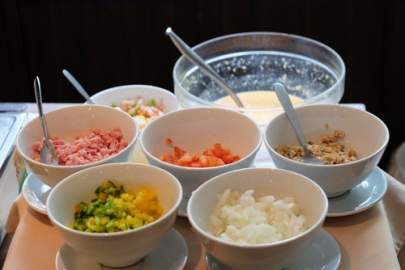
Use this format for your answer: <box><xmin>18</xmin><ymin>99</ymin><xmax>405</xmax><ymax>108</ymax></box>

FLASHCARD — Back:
<box><xmin>265</xmin><ymin>104</ymin><xmax>389</xmax><ymax>197</ymax></box>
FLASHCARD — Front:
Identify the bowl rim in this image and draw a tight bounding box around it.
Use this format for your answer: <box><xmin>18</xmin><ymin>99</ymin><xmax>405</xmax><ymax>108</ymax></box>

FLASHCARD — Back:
<box><xmin>173</xmin><ymin>31</ymin><xmax>346</xmax><ymax>112</ymax></box>
<box><xmin>46</xmin><ymin>162</ymin><xmax>183</xmax><ymax>237</ymax></box>
<box><xmin>187</xmin><ymin>167</ymin><xmax>329</xmax><ymax>248</ymax></box>
<box><xmin>90</xmin><ymin>84</ymin><xmax>179</xmax><ymax>110</ymax></box>
<box><xmin>16</xmin><ymin>104</ymin><xmax>138</xmax><ymax>169</ymax></box>
<box><xmin>139</xmin><ymin>107</ymin><xmax>263</xmax><ymax>171</ymax></box>
<box><xmin>264</xmin><ymin>104</ymin><xmax>390</xmax><ymax>168</ymax></box>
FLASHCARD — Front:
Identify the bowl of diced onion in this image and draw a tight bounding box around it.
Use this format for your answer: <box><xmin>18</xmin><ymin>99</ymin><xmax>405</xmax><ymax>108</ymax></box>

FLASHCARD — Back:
<box><xmin>187</xmin><ymin>167</ymin><xmax>328</xmax><ymax>270</ymax></box>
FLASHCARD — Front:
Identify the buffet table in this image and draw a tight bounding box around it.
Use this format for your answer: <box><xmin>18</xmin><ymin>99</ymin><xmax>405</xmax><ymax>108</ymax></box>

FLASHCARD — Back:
<box><xmin>0</xmin><ymin>103</ymin><xmax>402</xmax><ymax>270</ymax></box>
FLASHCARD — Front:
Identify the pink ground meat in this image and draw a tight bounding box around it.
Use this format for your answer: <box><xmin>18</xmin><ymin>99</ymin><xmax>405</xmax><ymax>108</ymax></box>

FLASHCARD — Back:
<box><xmin>32</xmin><ymin>128</ymin><xmax>128</xmax><ymax>165</ymax></box>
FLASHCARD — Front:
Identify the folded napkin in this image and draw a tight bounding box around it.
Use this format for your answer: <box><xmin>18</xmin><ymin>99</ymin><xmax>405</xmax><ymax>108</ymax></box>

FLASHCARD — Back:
<box><xmin>384</xmin><ymin>175</ymin><xmax>405</xmax><ymax>249</ymax></box>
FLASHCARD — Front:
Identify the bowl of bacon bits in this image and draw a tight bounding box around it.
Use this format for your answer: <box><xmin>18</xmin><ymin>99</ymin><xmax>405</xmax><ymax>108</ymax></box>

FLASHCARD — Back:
<box><xmin>16</xmin><ymin>104</ymin><xmax>137</xmax><ymax>187</ymax></box>
<box><xmin>140</xmin><ymin>107</ymin><xmax>262</xmax><ymax>215</ymax></box>
<box><xmin>90</xmin><ymin>85</ymin><xmax>179</xmax><ymax>130</ymax></box>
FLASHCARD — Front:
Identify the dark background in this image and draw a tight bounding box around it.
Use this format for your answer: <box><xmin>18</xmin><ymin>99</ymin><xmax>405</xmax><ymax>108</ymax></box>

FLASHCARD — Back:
<box><xmin>1</xmin><ymin>0</ymin><xmax>404</xmax><ymax>168</ymax></box>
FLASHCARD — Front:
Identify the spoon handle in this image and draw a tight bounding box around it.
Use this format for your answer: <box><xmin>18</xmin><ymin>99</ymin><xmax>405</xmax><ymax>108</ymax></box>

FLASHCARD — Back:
<box><xmin>33</xmin><ymin>77</ymin><xmax>57</xmax><ymax>158</ymax></box>
<box><xmin>34</xmin><ymin>77</ymin><xmax>50</xmax><ymax>141</ymax></box>
<box><xmin>62</xmin><ymin>69</ymin><xmax>95</xmax><ymax>104</ymax></box>
<box><xmin>165</xmin><ymin>27</ymin><xmax>244</xmax><ymax>108</ymax></box>
<box><xmin>273</xmin><ymin>82</ymin><xmax>308</xmax><ymax>150</ymax></box>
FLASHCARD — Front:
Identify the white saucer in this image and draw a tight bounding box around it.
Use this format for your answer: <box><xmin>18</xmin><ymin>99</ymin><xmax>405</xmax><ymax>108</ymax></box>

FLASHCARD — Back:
<box><xmin>55</xmin><ymin>229</ymin><xmax>188</xmax><ymax>270</ymax></box>
<box><xmin>22</xmin><ymin>173</ymin><xmax>50</xmax><ymax>215</ymax></box>
<box><xmin>327</xmin><ymin>168</ymin><xmax>387</xmax><ymax>217</ymax></box>
<box><xmin>206</xmin><ymin>229</ymin><xmax>341</xmax><ymax>270</ymax></box>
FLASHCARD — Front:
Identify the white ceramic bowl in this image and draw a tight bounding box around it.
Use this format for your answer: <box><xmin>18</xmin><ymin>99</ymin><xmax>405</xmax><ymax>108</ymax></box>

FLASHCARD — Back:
<box><xmin>188</xmin><ymin>168</ymin><xmax>328</xmax><ymax>270</ymax></box>
<box><xmin>90</xmin><ymin>84</ymin><xmax>179</xmax><ymax>115</ymax></box>
<box><xmin>47</xmin><ymin>162</ymin><xmax>182</xmax><ymax>268</ymax></box>
<box><xmin>16</xmin><ymin>105</ymin><xmax>137</xmax><ymax>187</ymax></box>
<box><xmin>140</xmin><ymin>107</ymin><xmax>262</xmax><ymax>214</ymax></box>
<box><xmin>264</xmin><ymin>104</ymin><xmax>389</xmax><ymax>197</ymax></box>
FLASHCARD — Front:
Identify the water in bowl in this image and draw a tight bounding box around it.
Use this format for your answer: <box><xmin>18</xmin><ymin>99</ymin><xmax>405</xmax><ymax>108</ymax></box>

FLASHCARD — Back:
<box><xmin>180</xmin><ymin>51</ymin><xmax>337</xmax><ymax>102</ymax></box>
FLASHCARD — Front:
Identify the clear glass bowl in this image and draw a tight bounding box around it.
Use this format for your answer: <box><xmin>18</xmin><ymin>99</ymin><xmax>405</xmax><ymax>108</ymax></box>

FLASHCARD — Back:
<box><xmin>173</xmin><ymin>32</ymin><xmax>345</xmax><ymax>127</ymax></box>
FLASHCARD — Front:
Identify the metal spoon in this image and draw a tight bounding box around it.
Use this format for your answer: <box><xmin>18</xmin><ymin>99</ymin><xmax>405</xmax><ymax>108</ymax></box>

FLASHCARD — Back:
<box><xmin>33</xmin><ymin>77</ymin><xmax>58</xmax><ymax>165</ymax></box>
<box><xmin>273</xmin><ymin>82</ymin><xmax>323</xmax><ymax>165</ymax></box>
<box><xmin>165</xmin><ymin>27</ymin><xmax>244</xmax><ymax>108</ymax></box>
<box><xmin>62</xmin><ymin>69</ymin><xmax>95</xmax><ymax>104</ymax></box>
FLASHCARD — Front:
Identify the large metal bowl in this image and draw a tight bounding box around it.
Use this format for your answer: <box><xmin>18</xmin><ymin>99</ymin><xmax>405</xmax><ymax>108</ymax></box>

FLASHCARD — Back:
<box><xmin>173</xmin><ymin>32</ymin><xmax>345</xmax><ymax>127</ymax></box>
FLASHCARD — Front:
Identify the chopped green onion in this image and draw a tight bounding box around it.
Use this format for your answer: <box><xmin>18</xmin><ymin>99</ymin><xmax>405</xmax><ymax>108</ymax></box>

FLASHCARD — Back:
<box><xmin>146</xmin><ymin>99</ymin><xmax>157</xmax><ymax>107</ymax></box>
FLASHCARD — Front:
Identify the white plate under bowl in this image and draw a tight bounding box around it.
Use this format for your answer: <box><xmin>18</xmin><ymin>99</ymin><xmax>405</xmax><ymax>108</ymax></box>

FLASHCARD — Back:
<box><xmin>55</xmin><ymin>229</ymin><xmax>188</xmax><ymax>270</ymax></box>
<box><xmin>22</xmin><ymin>173</ymin><xmax>50</xmax><ymax>215</ymax></box>
<box><xmin>327</xmin><ymin>168</ymin><xmax>387</xmax><ymax>217</ymax></box>
<box><xmin>206</xmin><ymin>229</ymin><xmax>341</xmax><ymax>270</ymax></box>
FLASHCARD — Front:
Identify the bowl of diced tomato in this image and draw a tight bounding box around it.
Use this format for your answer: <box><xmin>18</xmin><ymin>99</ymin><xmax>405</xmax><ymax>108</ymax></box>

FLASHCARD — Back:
<box><xmin>140</xmin><ymin>107</ymin><xmax>262</xmax><ymax>215</ymax></box>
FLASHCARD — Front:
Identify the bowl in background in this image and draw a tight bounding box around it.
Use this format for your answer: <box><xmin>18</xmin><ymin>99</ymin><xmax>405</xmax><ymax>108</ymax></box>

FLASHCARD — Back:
<box><xmin>90</xmin><ymin>84</ymin><xmax>179</xmax><ymax>116</ymax></box>
<box><xmin>47</xmin><ymin>162</ymin><xmax>182</xmax><ymax>268</ymax></box>
<box><xmin>264</xmin><ymin>104</ymin><xmax>389</xmax><ymax>197</ymax></box>
<box><xmin>16</xmin><ymin>104</ymin><xmax>137</xmax><ymax>187</ymax></box>
<box><xmin>187</xmin><ymin>168</ymin><xmax>328</xmax><ymax>270</ymax></box>
<box><xmin>173</xmin><ymin>32</ymin><xmax>345</xmax><ymax>127</ymax></box>
<box><xmin>140</xmin><ymin>107</ymin><xmax>262</xmax><ymax>214</ymax></box>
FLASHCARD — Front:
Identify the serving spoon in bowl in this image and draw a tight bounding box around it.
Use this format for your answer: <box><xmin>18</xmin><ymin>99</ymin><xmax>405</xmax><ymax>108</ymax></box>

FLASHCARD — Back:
<box><xmin>33</xmin><ymin>77</ymin><xmax>59</xmax><ymax>165</ymax></box>
<box><xmin>62</xmin><ymin>69</ymin><xmax>95</xmax><ymax>104</ymax></box>
<box><xmin>273</xmin><ymin>82</ymin><xmax>323</xmax><ymax>165</ymax></box>
<box><xmin>165</xmin><ymin>27</ymin><xmax>244</xmax><ymax>108</ymax></box>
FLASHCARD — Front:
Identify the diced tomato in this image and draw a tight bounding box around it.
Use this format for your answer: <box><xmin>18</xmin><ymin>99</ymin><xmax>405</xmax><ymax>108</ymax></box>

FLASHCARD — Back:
<box><xmin>221</xmin><ymin>148</ymin><xmax>231</xmax><ymax>156</ymax></box>
<box><xmin>191</xmin><ymin>154</ymin><xmax>199</xmax><ymax>162</ymax></box>
<box><xmin>176</xmin><ymin>153</ymin><xmax>193</xmax><ymax>166</ymax></box>
<box><xmin>222</xmin><ymin>154</ymin><xmax>240</xmax><ymax>164</ymax></box>
<box><xmin>212</xmin><ymin>143</ymin><xmax>224</xmax><ymax>157</ymax></box>
<box><xmin>199</xmin><ymin>155</ymin><xmax>208</xmax><ymax>167</ymax></box>
<box><xmin>174</xmin><ymin>146</ymin><xmax>185</xmax><ymax>159</ymax></box>
<box><xmin>222</xmin><ymin>154</ymin><xmax>234</xmax><ymax>164</ymax></box>
<box><xmin>165</xmin><ymin>138</ymin><xmax>173</xmax><ymax>145</ymax></box>
<box><xmin>160</xmin><ymin>153</ymin><xmax>175</xmax><ymax>163</ymax></box>
<box><xmin>159</xmin><ymin>140</ymin><xmax>240</xmax><ymax>168</ymax></box>
<box><xmin>203</xmin><ymin>149</ymin><xmax>214</xmax><ymax>156</ymax></box>
<box><xmin>206</xmin><ymin>156</ymin><xmax>225</xmax><ymax>167</ymax></box>
<box><xmin>190</xmin><ymin>162</ymin><xmax>202</xmax><ymax>167</ymax></box>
